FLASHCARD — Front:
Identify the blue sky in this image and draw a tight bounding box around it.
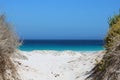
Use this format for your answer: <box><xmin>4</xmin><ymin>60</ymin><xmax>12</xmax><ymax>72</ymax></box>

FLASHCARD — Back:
<box><xmin>0</xmin><ymin>0</ymin><xmax>120</xmax><ymax>40</ymax></box>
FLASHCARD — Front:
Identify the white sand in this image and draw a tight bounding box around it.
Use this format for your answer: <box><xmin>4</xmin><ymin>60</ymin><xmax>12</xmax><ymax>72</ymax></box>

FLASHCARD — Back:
<box><xmin>14</xmin><ymin>50</ymin><xmax>104</xmax><ymax>80</ymax></box>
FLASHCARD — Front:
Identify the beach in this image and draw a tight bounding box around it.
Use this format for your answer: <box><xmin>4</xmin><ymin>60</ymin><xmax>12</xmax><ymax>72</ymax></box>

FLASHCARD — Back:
<box><xmin>13</xmin><ymin>50</ymin><xmax>105</xmax><ymax>80</ymax></box>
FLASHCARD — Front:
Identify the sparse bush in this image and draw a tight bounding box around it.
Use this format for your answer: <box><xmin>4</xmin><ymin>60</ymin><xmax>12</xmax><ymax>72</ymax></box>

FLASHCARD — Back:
<box><xmin>105</xmin><ymin>12</ymin><xmax>120</xmax><ymax>52</ymax></box>
<box><xmin>0</xmin><ymin>15</ymin><xmax>20</xmax><ymax>80</ymax></box>
<box><xmin>87</xmin><ymin>11</ymin><xmax>120</xmax><ymax>80</ymax></box>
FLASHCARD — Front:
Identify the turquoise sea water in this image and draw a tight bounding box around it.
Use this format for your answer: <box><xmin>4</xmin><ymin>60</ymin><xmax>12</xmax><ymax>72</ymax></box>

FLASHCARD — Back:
<box><xmin>19</xmin><ymin>40</ymin><xmax>104</xmax><ymax>51</ymax></box>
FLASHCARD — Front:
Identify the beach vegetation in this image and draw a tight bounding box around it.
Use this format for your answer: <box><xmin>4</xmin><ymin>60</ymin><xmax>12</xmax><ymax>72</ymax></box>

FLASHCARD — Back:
<box><xmin>87</xmin><ymin>10</ymin><xmax>120</xmax><ymax>80</ymax></box>
<box><xmin>105</xmin><ymin>12</ymin><xmax>120</xmax><ymax>52</ymax></box>
<box><xmin>0</xmin><ymin>15</ymin><xmax>20</xmax><ymax>80</ymax></box>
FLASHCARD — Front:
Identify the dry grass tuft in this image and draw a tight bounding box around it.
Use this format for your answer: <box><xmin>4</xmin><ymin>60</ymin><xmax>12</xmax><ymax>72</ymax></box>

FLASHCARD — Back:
<box><xmin>0</xmin><ymin>15</ymin><xmax>20</xmax><ymax>80</ymax></box>
<box><xmin>86</xmin><ymin>11</ymin><xmax>120</xmax><ymax>80</ymax></box>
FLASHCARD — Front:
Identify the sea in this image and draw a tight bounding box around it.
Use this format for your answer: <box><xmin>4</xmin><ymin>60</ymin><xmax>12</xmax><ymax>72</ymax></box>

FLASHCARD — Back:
<box><xmin>19</xmin><ymin>40</ymin><xmax>105</xmax><ymax>51</ymax></box>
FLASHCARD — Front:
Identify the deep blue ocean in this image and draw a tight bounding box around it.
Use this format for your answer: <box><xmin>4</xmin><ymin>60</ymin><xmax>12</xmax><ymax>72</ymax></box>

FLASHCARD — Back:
<box><xmin>19</xmin><ymin>40</ymin><xmax>104</xmax><ymax>51</ymax></box>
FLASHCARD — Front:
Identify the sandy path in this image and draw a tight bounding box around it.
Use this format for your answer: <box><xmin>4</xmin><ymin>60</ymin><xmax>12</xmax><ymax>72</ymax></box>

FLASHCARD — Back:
<box><xmin>14</xmin><ymin>50</ymin><xmax>104</xmax><ymax>80</ymax></box>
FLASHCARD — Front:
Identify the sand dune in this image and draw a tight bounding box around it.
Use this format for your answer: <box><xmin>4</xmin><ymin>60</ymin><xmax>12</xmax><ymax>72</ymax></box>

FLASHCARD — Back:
<box><xmin>13</xmin><ymin>50</ymin><xmax>104</xmax><ymax>80</ymax></box>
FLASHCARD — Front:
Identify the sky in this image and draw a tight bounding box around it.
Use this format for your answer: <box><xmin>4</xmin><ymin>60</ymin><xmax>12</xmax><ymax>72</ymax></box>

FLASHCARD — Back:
<box><xmin>0</xmin><ymin>0</ymin><xmax>120</xmax><ymax>40</ymax></box>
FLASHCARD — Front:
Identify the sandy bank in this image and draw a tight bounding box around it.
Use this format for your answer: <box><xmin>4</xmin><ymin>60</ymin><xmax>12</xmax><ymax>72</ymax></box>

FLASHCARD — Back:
<box><xmin>13</xmin><ymin>50</ymin><xmax>105</xmax><ymax>80</ymax></box>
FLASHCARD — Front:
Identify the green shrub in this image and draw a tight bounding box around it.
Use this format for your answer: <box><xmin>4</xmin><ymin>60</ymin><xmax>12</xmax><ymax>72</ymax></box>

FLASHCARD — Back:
<box><xmin>105</xmin><ymin>12</ymin><xmax>120</xmax><ymax>52</ymax></box>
